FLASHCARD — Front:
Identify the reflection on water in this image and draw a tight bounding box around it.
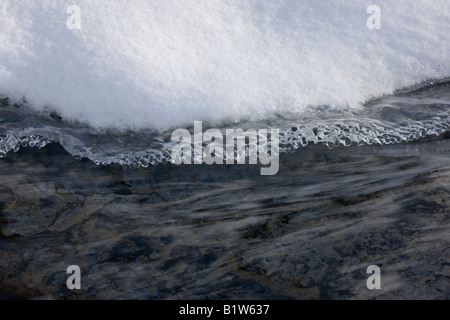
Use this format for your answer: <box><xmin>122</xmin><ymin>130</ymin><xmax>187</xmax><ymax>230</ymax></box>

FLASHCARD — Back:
<box><xmin>0</xmin><ymin>134</ymin><xmax>449</xmax><ymax>299</ymax></box>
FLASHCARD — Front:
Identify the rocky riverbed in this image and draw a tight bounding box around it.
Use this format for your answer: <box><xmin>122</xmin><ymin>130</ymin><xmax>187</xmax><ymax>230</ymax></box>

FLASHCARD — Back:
<box><xmin>0</xmin><ymin>135</ymin><xmax>449</xmax><ymax>299</ymax></box>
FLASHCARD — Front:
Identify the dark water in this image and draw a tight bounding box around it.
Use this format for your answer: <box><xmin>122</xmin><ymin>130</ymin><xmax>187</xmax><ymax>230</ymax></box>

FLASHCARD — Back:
<box><xmin>0</xmin><ymin>133</ymin><xmax>449</xmax><ymax>299</ymax></box>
